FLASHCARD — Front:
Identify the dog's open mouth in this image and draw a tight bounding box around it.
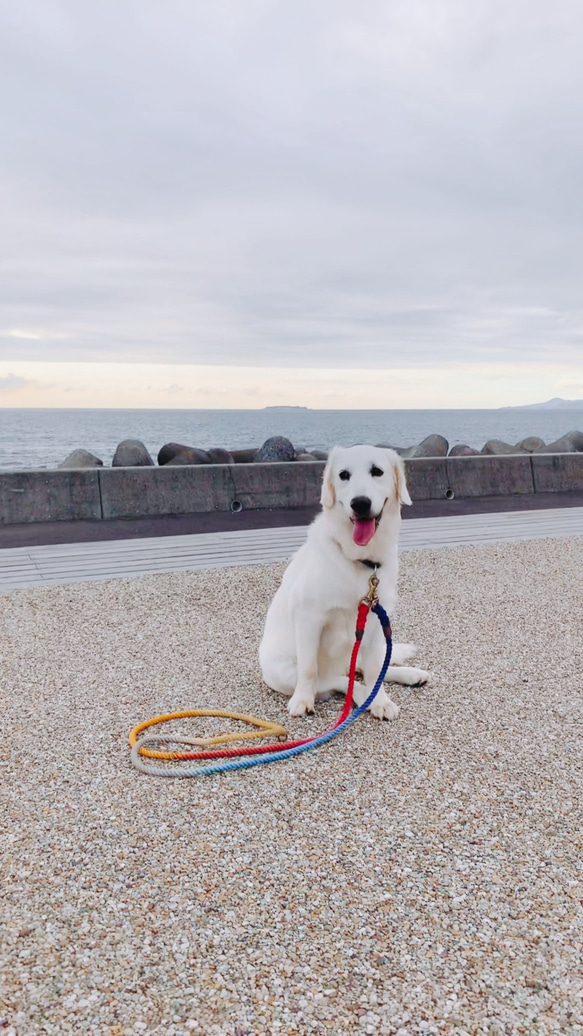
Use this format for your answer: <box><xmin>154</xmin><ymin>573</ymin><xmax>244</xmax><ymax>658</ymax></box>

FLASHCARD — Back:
<box><xmin>351</xmin><ymin>513</ymin><xmax>381</xmax><ymax>547</ymax></box>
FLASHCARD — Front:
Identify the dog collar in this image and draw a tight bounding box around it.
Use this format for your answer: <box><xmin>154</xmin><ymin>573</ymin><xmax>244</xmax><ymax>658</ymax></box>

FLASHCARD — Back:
<box><xmin>331</xmin><ymin>537</ymin><xmax>383</xmax><ymax>571</ymax></box>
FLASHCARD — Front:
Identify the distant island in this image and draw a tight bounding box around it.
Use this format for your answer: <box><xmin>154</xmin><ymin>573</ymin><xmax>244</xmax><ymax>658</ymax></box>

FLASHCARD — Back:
<box><xmin>263</xmin><ymin>405</ymin><xmax>309</xmax><ymax>410</ymax></box>
<box><xmin>500</xmin><ymin>397</ymin><xmax>583</xmax><ymax>411</ymax></box>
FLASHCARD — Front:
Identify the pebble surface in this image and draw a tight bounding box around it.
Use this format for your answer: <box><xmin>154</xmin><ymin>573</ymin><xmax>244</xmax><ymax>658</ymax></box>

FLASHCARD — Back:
<box><xmin>1</xmin><ymin>537</ymin><xmax>582</xmax><ymax>1036</ymax></box>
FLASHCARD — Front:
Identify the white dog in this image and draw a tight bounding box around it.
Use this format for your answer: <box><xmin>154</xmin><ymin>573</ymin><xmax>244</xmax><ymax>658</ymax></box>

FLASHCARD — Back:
<box><xmin>259</xmin><ymin>444</ymin><xmax>430</xmax><ymax>720</ymax></box>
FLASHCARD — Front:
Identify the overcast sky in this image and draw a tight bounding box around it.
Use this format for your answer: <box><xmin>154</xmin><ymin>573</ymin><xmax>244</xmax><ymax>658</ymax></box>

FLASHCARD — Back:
<box><xmin>1</xmin><ymin>0</ymin><xmax>582</xmax><ymax>407</ymax></box>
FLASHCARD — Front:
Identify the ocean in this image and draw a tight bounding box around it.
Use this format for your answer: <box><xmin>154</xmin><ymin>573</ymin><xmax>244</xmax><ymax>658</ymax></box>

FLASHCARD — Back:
<box><xmin>0</xmin><ymin>407</ymin><xmax>581</xmax><ymax>470</ymax></box>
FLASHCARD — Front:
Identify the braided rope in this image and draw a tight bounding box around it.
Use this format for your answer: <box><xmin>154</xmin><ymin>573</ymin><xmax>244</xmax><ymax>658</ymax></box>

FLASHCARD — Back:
<box><xmin>129</xmin><ymin>602</ymin><xmax>392</xmax><ymax>778</ymax></box>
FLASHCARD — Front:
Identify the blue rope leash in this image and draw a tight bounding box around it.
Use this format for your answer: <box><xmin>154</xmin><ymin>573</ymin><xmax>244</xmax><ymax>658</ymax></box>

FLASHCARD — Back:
<box><xmin>130</xmin><ymin>602</ymin><xmax>392</xmax><ymax>778</ymax></box>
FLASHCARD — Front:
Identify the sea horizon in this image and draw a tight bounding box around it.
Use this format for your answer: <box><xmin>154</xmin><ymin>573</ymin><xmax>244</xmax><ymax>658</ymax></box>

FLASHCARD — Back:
<box><xmin>1</xmin><ymin>401</ymin><xmax>582</xmax><ymax>411</ymax></box>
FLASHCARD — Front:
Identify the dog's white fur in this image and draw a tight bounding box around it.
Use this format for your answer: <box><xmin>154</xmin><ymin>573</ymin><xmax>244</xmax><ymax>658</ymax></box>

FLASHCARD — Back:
<box><xmin>259</xmin><ymin>444</ymin><xmax>429</xmax><ymax>719</ymax></box>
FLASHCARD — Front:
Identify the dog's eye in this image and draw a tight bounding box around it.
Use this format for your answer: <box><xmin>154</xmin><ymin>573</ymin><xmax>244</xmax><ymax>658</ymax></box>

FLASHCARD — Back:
<box><xmin>371</xmin><ymin>466</ymin><xmax>384</xmax><ymax>477</ymax></box>
<box><xmin>339</xmin><ymin>470</ymin><xmax>351</xmax><ymax>481</ymax></box>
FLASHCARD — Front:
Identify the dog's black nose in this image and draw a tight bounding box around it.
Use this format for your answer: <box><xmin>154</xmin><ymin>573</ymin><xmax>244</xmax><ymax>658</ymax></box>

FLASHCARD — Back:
<box><xmin>350</xmin><ymin>496</ymin><xmax>372</xmax><ymax>517</ymax></box>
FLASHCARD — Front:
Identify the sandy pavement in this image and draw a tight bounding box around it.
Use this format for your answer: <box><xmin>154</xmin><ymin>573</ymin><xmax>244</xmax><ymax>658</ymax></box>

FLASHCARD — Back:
<box><xmin>1</xmin><ymin>537</ymin><xmax>582</xmax><ymax>1035</ymax></box>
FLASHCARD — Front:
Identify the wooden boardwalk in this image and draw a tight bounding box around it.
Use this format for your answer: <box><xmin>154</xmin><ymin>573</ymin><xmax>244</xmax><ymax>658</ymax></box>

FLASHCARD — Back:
<box><xmin>0</xmin><ymin>506</ymin><xmax>581</xmax><ymax>592</ymax></box>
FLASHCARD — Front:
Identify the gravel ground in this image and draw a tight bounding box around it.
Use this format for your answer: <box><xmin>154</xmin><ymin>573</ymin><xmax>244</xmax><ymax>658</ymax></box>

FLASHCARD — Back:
<box><xmin>1</xmin><ymin>537</ymin><xmax>582</xmax><ymax>1036</ymax></box>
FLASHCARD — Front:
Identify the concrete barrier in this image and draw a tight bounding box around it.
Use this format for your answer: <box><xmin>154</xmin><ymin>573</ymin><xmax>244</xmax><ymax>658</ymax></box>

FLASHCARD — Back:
<box><xmin>403</xmin><ymin>458</ymin><xmax>449</xmax><ymax>500</ymax></box>
<box><xmin>0</xmin><ymin>453</ymin><xmax>581</xmax><ymax>524</ymax></box>
<box><xmin>229</xmin><ymin>462</ymin><xmax>324</xmax><ymax>512</ymax></box>
<box><xmin>531</xmin><ymin>452</ymin><xmax>583</xmax><ymax>493</ymax></box>
<box><xmin>98</xmin><ymin>462</ymin><xmax>326</xmax><ymax>519</ymax></box>
<box><xmin>446</xmin><ymin>454</ymin><xmax>535</xmax><ymax>497</ymax></box>
<box><xmin>0</xmin><ymin>470</ymin><xmax>101</xmax><ymax>525</ymax></box>
<box><xmin>99</xmin><ymin>465</ymin><xmax>236</xmax><ymax>519</ymax></box>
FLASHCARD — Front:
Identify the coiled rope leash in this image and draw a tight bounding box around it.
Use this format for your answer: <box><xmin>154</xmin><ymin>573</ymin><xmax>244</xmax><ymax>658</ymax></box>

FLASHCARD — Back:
<box><xmin>128</xmin><ymin>573</ymin><xmax>391</xmax><ymax>778</ymax></box>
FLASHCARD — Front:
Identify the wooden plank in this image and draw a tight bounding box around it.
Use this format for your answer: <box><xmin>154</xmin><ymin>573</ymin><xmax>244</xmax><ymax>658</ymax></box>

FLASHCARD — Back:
<box><xmin>2</xmin><ymin>541</ymin><xmax>294</xmax><ymax>566</ymax></box>
<box><xmin>31</xmin><ymin>543</ymin><xmax>297</xmax><ymax>571</ymax></box>
<box><xmin>8</xmin><ymin>556</ymin><xmax>291</xmax><ymax>588</ymax></box>
<box><xmin>1</xmin><ymin>507</ymin><xmax>581</xmax><ymax>592</ymax></box>
<box><xmin>401</xmin><ymin>516</ymin><xmax>583</xmax><ymax>546</ymax></box>
<box><xmin>19</xmin><ymin>530</ymin><xmax>308</xmax><ymax>555</ymax></box>
<box><xmin>33</xmin><ymin>555</ymin><xmax>293</xmax><ymax>580</ymax></box>
<box><xmin>30</xmin><ymin>537</ymin><xmax>306</xmax><ymax>562</ymax></box>
<box><xmin>0</xmin><ymin>558</ymin><xmax>39</xmax><ymax>574</ymax></box>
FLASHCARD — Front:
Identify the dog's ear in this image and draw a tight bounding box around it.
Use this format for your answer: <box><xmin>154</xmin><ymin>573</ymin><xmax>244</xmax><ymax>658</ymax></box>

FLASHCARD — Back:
<box><xmin>320</xmin><ymin>449</ymin><xmax>338</xmax><ymax>509</ymax></box>
<box><xmin>393</xmin><ymin>453</ymin><xmax>412</xmax><ymax>506</ymax></box>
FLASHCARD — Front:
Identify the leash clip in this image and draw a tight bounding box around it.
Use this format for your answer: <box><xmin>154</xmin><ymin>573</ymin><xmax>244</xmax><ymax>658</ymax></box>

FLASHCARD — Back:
<box><xmin>362</xmin><ymin>571</ymin><xmax>380</xmax><ymax>607</ymax></box>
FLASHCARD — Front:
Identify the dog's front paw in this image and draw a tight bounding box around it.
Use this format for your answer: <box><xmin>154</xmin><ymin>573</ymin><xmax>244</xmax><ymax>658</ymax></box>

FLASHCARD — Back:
<box><xmin>388</xmin><ymin>667</ymin><xmax>430</xmax><ymax>686</ymax></box>
<box><xmin>288</xmin><ymin>691</ymin><xmax>315</xmax><ymax>717</ymax></box>
<box><xmin>390</xmin><ymin>642</ymin><xmax>418</xmax><ymax>665</ymax></box>
<box><xmin>407</xmin><ymin>668</ymin><xmax>430</xmax><ymax>686</ymax></box>
<box><xmin>369</xmin><ymin>692</ymin><xmax>400</xmax><ymax>721</ymax></box>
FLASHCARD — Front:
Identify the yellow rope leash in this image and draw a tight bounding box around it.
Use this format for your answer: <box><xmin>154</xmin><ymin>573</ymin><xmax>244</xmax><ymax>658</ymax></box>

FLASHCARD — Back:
<box><xmin>128</xmin><ymin>708</ymin><xmax>288</xmax><ymax>761</ymax></box>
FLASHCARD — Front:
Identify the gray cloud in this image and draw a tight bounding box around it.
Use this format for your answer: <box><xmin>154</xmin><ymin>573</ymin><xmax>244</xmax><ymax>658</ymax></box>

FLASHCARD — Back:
<box><xmin>1</xmin><ymin>0</ymin><xmax>583</xmax><ymax>369</ymax></box>
<box><xmin>0</xmin><ymin>372</ymin><xmax>34</xmax><ymax>392</ymax></box>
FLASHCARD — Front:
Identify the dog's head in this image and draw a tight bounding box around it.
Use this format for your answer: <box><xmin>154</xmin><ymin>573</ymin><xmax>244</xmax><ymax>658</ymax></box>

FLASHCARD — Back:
<box><xmin>320</xmin><ymin>445</ymin><xmax>411</xmax><ymax>548</ymax></box>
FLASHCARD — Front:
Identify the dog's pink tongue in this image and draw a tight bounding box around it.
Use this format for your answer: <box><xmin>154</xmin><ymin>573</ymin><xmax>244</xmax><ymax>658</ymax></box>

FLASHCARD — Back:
<box><xmin>353</xmin><ymin>518</ymin><xmax>376</xmax><ymax>546</ymax></box>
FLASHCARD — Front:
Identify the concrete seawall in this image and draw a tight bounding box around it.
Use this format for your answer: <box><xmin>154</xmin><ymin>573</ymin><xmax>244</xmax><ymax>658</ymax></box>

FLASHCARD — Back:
<box><xmin>1</xmin><ymin>453</ymin><xmax>582</xmax><ymax>525</ymax></box>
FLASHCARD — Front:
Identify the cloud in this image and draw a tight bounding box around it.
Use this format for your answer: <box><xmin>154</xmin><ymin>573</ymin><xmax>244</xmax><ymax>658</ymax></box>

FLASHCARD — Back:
<box><xmin>7</xmin><ymin>329</ymin><xmax>46</xmax><ymax>341</ymax></box>
<box><xmin>6</xmin><ymin>328</ymin><xmax>68</xmax><ymax>341</ymax></box>
<box><xmin>0</xmin><ymin>372</ymin><xmax>33</xmax><ymax>393</ymax></box>
<box><xmin>0</xmin><ymin>1</ymin><xmax>582</xmax><ymax>381</ymax></box>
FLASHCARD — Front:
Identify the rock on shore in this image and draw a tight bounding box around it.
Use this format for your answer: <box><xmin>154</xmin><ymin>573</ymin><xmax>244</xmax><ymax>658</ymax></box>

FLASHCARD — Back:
<box><xmin>164</xmin><ymin>448</ymin><xmax>213</xmax><ymax>466</ymax></box>
<box><xmin>112</xmin><ymin>440</ymin><xmax>154</xmax><ymax>467</ymax></box>
<box><xmin>534</xmin><ymin>430</ymin><xmax>583</xmax><ymax>453</ymax></box>
<box><xmin>449</xmin><ymin>444</ymin><xmax>480</xmax><ymax>456</ymax></box>
<box><xmin>410</xmin><ymin>434</ymin><xmax>449</xmax><ymax>458</ymax></box>
<box><xmin>57</xmin><ymin>428</ymin><xmax>583</xmax><ymax>469</ymax></box>
<box><xmin>481</xmin><ymin>439</ymin><xmax>526</xmax><ymax>455</ymax></box>
<box><xmin>376</xmin><ymin>435</ymin><xmax>449</xmax><ymax>458</ymax></box>
<box><xmin>230</xmin><ymin>448</ymin><xmax>258</xmax><ymax>463</ymax></box>
<box><xmin>516</xmin><ymin>436</ymin><xmax>545</xmax><ymax>452</ymax></box>
<box><xmin>206</xmin><ymin>447</ymin><xmax>234</xmax><ymax>464</ymax></box>
<box><xmin>255</xmin><ymin>436</ymin><xmax>295</xmax><ymax>462</ymax></box>
<box><xmin>58</xmin><ymin>449</ymin><xmax>103</xmax><ymax>468</ymax></box>
<box><xmin>157</xmin><ymin>442</ymin><xmax>194</xmax><ymax>465</ymax></box>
